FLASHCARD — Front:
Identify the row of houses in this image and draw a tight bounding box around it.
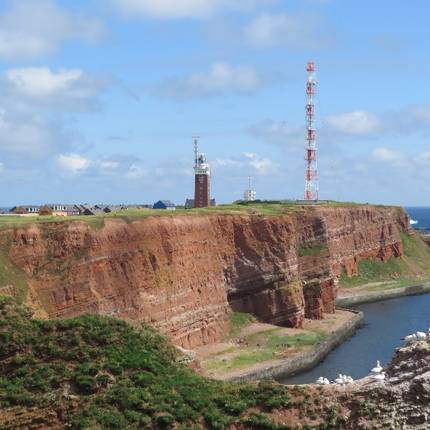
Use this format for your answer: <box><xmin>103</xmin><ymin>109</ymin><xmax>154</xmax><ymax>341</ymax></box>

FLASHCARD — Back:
<box><xmin>8</xmin><ymin>204</ymin><xmax>152</xmax><ymax>216</ymax></box>
<box><xmin>7</xmin><ymin>199</ymin><xmax>218</xmax><ymax>216</ymax></box>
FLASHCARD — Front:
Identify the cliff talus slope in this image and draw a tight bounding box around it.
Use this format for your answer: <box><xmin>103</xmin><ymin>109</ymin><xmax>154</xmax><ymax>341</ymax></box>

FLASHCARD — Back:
<box><xmin>1</xmin><ymin>205</ymin><xmax>410</xmax><ymax>348</ymax></box>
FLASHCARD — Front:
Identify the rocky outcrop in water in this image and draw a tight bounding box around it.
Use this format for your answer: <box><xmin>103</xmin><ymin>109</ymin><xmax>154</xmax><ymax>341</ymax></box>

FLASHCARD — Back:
<box><xmin>1</xmin><ymin>205</ymin><xmax>410</xmax><ymax>348</ymax></box>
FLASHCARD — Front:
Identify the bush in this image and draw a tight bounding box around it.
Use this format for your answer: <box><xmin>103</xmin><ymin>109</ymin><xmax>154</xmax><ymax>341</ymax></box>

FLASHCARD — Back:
<box><xmin>0</xmin><ymin>298</ymin><xmax>332</xmax><ymax>429</ymax></box>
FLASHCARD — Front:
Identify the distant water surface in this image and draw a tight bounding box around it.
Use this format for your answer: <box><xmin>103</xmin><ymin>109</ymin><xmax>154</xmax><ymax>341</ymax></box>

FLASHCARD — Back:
<box><xmin>281</xmin><ymin>294</ymin><xmax>430</xmax><ymax>385</ymax></box>
<box><xmin>406</xmin><ymin>207</ymin><xmax>430</xmax><ymax>230</ymax></box>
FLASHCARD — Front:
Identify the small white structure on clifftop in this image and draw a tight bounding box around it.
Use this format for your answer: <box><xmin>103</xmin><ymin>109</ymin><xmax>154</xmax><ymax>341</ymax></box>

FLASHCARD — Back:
<box><xmin>243</xmin><ymin>176</ymin><xmax>257</xmax><ymax>201</ymax></box>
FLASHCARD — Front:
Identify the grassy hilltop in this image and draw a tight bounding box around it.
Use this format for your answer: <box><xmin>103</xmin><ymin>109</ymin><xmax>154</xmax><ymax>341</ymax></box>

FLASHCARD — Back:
<box><xmin>0</xmin><ymin>297</ymin><xmax>339</xmax><ymax>430</ymax></box>
<box><xmin>0</xmin><ymin>200</ymin><xmax>381</xmax><ymax>231</ymax></box>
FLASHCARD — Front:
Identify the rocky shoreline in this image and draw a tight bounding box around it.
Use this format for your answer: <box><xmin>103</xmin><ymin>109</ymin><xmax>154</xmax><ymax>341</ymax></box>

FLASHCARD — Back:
<box><xmin>225</xmin><ymin>309</ymin><xmax>364</xmax><ymax>382</ymax></box>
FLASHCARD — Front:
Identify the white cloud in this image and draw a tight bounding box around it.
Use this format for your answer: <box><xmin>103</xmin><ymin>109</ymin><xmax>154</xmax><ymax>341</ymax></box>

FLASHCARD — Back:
<box><xmin>113</xmin><ymin>0</ymin><xmax>274</xmax><ymax>19</ymax></box>
<box><xmin>127</xmin><ymin>164</ymin><xmax>148</xmax><ymax>179</ymax></box>
<box><xmin>7</xmin><ymin>68</ymin><xmax>82</xmax><ymax>98</ymax></box>
<box><xmin>57</xmin><ymin>154</ymin><xmax>92</xmax><ymax>174</ymax></box>
<box><xmin>0</xmin><ymin>108</ymin><xmax>74</xmax><ymax>156</ymax></box>
<box><xmin>326</xmin><ymin>110</ymin><xmax>381</xmax><ymax>135</ymax></box>
<box><xmin>372</xmin><ymin>148</ymin><xmax>407</xmax><ymax>167</ymax></box>
<box><xmin>0</xmin><ymin>0</ymin><xmax>105</xmax><ymax>60</ymax></box>
<box><xmin>243</xmin><ymin>152</ymin><xmax>274</xmax><ymax>174</ymax></box>
<box><xmin>157</xmin><ymin>62</ymin><xmax>261</xmax><ymax>99</ymax></box>
<box><xmin>250</xmin><ymin>120</ymin><xmax>304</xmax><ymax>149</ymax></box>
<box><xmin>56</xmin><ymin>153</ymin><xmax>153</xmax><ymax>179</ymax></box>
<box><xmin>2</xmin><ymin>67</ymin><xmax>108</xmax><ymax>112</ymax></box>
<box><xmin>244</xmin><ymin>12</ymin><xmax>332</xmax><ymax>49</ymax></box>
<box><xmin>215</xmin><ymin>152</ymin><xmax>277</xmax><ymax>175</ymax></box>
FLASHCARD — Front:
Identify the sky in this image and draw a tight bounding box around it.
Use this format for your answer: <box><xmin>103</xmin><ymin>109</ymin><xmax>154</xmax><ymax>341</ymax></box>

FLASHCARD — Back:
<box><xmin>0</xmin><ymin>0</ymin><xmax>430</xmax><ymax>206</ymax></box>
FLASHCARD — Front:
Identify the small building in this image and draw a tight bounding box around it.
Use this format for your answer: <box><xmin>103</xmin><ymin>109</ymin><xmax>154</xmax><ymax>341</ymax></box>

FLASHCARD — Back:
<box><xmin>243</xmin><ymin>177</ymin><xmax>257</xmax><ymax>202</ymax></box>
<box><xmin>243</xmin><ymin>189</ymin><xmax>257</xmax><ymax>202</ymax></box>
<box><xmin>77</xmin><ymin>205</ymin><xmax>104</xmax><ymax>216</ymax></box>
<box><xmin>153</xmin><ymin>200</ymin><xmax>176</xmax><ymax>210</ymax></box>
<box><xmin>66</xmin><ymin>205</ymin><xmax>81</xmax><ymax>216</ymax></box>
<box><xmin>10</xmin><ymin>205</ymin><xmax>40</xmax><ymax>215</ymax></box>
<box><xmin>185</xmin><ymin>198</ymin><xmax>216</xmax><ymax>209</ymax></box>
<box><xmin>46</xmin><ymin>204</ymin><xmax>80</xmax><ymax>217</ymax></box>
<box><xmin>39</xmin><ymin>205</ymin><xmax>54</xmax><ymax>216</ymax></box>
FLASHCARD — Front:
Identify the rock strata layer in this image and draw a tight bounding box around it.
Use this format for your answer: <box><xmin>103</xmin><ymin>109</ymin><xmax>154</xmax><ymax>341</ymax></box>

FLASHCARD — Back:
<box><xmin>2</xmin><ymin>205</ymin><xmax>410</xmax><ymax>348</ymax></box>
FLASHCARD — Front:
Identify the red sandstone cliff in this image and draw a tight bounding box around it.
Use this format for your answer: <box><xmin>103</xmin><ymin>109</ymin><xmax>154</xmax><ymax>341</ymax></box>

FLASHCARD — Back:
<box><xmin>0</xmin><ymin>205</ymin><xmax>410</xmax><ymax>348</ymax></box>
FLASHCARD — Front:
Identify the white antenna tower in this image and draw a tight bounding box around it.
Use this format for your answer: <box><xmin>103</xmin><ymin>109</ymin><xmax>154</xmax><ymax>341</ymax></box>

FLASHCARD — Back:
<box><xmin>305</xmin><ymin>62</ymin><xmax>319</xmax><ymax>201</ymax></box>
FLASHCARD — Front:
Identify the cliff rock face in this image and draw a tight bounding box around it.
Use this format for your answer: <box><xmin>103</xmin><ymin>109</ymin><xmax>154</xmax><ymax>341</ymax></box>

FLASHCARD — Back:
<box><xmin>2</xmin><ymin>205</ymin><xmax>410</xmax><ymax>348</ymax></box>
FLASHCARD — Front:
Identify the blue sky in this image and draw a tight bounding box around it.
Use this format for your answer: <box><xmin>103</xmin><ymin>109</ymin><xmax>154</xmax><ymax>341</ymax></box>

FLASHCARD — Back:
<box><xmin>0</xmin><ymin>0</ymin><xmax>429</xmax><ymax>206</ymax></box>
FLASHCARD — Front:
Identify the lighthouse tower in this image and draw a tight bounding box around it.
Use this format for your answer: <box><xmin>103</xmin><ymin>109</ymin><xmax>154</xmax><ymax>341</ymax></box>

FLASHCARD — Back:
<box><xmin>193</xmin><ymin>137</ymin><xmax>211</xmax><ymax>208</ymax></box>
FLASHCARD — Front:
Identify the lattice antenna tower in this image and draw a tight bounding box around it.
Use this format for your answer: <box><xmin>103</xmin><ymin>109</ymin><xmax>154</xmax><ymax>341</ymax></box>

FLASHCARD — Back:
<box><xmin>193</xmin><ymin>136</ymin><xmax>200</xmax><ymax>169</ymax></box>
<box><xmin>305</xmin><ymin>62</ymin><xmax>319</xmax><ymax>201</ymax></box>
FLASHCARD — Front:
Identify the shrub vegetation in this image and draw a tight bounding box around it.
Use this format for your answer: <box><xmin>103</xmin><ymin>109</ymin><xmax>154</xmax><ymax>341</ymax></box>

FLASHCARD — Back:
<box><xmin>0</xmin><ymin>297</ymin><xmax>339</xmax><ymax>429</ymax></box>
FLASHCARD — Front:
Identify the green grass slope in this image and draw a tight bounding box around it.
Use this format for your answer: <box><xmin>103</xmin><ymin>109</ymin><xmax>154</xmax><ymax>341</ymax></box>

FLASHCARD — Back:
<box><xmin>340</xmin><ymin>232</ymin><xmax>430</xmax><ymax>290</ymax></box>
<box><xmin>0</xmin><ymin>298</ymin><xmax>340</xmax><ymax>430</ymax></box>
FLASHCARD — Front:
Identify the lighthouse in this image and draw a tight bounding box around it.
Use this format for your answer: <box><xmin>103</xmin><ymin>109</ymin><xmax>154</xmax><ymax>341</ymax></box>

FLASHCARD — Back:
<box><xmin>193</xmin><ymin>137</ymin><xmax>211</xmax><ymax>208</ymax></box>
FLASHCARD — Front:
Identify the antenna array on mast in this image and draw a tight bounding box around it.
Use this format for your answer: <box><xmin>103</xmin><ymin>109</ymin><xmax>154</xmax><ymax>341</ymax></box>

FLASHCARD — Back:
<box><xmin>304</xmin><ymin>62</ymin><xmax>319</xmax><ymax>201</ymax></box>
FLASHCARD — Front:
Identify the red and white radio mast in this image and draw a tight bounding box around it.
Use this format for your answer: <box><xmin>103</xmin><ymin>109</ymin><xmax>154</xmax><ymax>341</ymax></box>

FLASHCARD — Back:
<box><xmin>305</xmin><ymin>62</ymin><xmax>319</xmax><ymax>201</ymax></box>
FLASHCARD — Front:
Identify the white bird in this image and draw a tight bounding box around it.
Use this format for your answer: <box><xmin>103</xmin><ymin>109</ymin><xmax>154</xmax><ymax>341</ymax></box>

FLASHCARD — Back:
<box><xmin>370</xmin><ymin>360</ymin><xmax>383</xmax><ymax>374</ymax></box>
<box><xmin>334</xmin><ymin>374</ymin><xmax>354</xmax><ymax>385</ymax></box>
<box><xmin>316</xmin><ymin>377</ymin><xmax>325</xmax><ymax>385</ymax></box>
<box><xmin>334</xmin><ymin>374</ymin><xmax>344</xmax><ymax>384</ymax></box>
<box><xmin>416</xmin><ymin>331</ymin><xmax>427</xmax><ymax>340</ymax></box>
<box><xmin>404</xmin><ymin>334</ymin><xmax>418</xmax><ymax>344</ymax></box>
<box><xmin>345</xmin><ymin>375</ymin><xmax>354</xmax><ymax>384</ymax></box>
<box><xmin>316</xmin><ymin>376</ymin><xmax>331</xmax><ymax>385</ymax></box>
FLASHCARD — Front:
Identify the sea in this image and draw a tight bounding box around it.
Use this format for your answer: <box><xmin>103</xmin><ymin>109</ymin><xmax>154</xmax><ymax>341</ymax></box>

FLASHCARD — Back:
<box><xmin>282</xmin><ymin>294</ymin><xmax>430</xmax><ymax>385</ymax></box>
<box><xmin>405</xmin><ymin>207</ymin><xmax>430</xmax><ymax>233</ymax></box>
<box><xmin>280</xmin><ymin>206</ymin><xmax>430</xmax><ymax>385</ymax></box>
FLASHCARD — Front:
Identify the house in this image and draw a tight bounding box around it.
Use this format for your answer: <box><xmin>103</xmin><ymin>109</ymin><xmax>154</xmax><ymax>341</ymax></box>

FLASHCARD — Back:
<box><xmin>66</xmin><ymin>205</ymin><xmax>81</xmax><ymax>216</ymax></box>
<box><xmin>39</xmin><ymin>205</ymin><xmax>53</xmax><ymax>216</ymax></box>
<box><xmin>10</xmin><ymin>205</ymin><xmax>40</xmax><ymax>215</ymax></box>
<box><xmin>184</xmin><ymin>199</ymin><xmax>195</xmax><ymax>209</ymax></box>
<box><xmin>184</xmin><ymin>198</ymin><xmax>216</xmax><ymax>209</ymax></box>
<box><xmin>76</xmin><ymin>205</ymin><xmax>104</xmax><ymax>216</ymax></box>
<box><xmin>153</xmin><ymin>200</ymin><xmax>176</xmax><ymax>210</ymax></box>
<box><xmin>46</xmin><ymin>204</ymin><xmax>80</xmax><ymax>217</ymax></box>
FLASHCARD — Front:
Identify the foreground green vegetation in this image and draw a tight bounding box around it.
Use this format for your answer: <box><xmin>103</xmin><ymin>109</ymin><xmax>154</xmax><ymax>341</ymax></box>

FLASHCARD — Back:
<box><xmin>0</xmin><ymin>298</ymin><xmax>340</xmax><ymax>429</ymax></box>
<box><xmin>340</xmin><ymin>232</ymin><xmax>430</xmax><ymax>290</ymax></box>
